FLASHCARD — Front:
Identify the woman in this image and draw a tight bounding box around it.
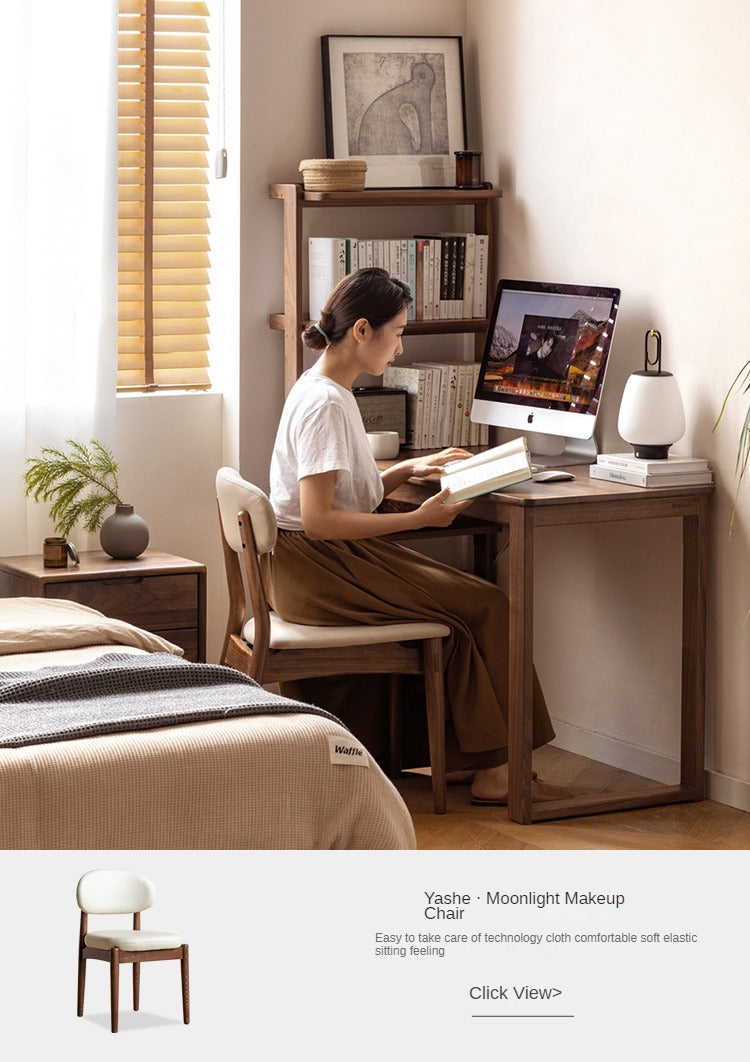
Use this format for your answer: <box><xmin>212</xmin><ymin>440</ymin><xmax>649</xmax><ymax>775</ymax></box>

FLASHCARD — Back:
<box><xmin>262</xmin><ymin>267</ymin><xmax>557</xmax><ymax>805</ymax></box>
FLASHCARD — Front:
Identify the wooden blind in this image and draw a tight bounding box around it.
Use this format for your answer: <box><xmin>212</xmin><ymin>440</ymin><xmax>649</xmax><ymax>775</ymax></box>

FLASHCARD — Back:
<box><xmin>118</xmin><ymin>0</ymin><xmax>211</xmax><ymax>390</ymax></box>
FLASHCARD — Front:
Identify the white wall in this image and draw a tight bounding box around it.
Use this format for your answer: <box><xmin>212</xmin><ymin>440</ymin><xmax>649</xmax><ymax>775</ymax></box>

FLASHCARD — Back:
<box><xmin>239</xmin><ymin>1</ymin><xmax>469</xmax><ymax>490</ymax></box>
<box><xmin>469</xmin><ymin>0</ymin><xmax>750</xmax><ymax>805</ymax></box>
<box><xmin>116</xmin><ymin>393</ymin><xmax>226</xmax><ymax>661</ymax></box>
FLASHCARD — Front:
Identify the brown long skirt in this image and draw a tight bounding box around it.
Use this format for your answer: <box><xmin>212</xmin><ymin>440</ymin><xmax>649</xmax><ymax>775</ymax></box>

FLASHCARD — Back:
<box><xmin>260</xmin><ymin>531</ymin><xmax>555</xmax><ymax>772</ymax></box>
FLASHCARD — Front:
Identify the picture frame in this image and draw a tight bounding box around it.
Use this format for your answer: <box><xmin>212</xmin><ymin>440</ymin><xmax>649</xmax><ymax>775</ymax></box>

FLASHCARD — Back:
<box><xmin>321</xmin><ymin>35</ymin><xmax>467</xmax><ymax>189</ymax></box>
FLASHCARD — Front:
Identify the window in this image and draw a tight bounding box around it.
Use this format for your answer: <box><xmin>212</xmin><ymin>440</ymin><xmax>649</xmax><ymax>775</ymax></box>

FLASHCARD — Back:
<box><xmin>118</xmin><ymin>0</ymin><xmax>211</xmax><ymax>390</ymax></box>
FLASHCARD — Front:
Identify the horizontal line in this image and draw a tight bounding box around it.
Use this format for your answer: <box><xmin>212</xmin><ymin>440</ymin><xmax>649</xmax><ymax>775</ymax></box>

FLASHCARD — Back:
<box><xmin>471</xmin><ymin>1014</ymin><xmax>575</xmax><ymax>1019</ymax></box>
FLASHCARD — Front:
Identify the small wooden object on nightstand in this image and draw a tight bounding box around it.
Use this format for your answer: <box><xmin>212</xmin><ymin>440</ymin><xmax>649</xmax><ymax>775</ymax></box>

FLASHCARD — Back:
<box><xmin>0</xmin><ymin>550</ymin><xmax>206</xmax><ymax>662</ymax></box>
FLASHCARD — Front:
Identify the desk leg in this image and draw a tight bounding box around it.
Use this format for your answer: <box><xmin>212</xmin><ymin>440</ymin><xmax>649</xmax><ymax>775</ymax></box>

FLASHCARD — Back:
<box><xmin>506</xmin><ymin>508</ymin><xmax>535</xmax><ymax>824</ymax></box>
<box><xmin>680</xmin><ymin>506</ymin><xmax>708</xmax><ymax>796</ymax></box>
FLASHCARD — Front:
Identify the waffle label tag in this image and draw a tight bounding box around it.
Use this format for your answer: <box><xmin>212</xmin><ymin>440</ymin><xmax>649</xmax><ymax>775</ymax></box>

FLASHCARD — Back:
<box><xmin>328</xmin><ymin>734</ymin><xmax>370</xmax><ymax>767</ymax></box>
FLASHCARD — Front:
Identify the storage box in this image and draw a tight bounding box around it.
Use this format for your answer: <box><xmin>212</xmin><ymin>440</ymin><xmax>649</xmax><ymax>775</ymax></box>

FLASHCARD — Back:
<box><xmin>353</xmin><ymin>387</ymin><xmax>407</xmax><ymax>443</ymax></box>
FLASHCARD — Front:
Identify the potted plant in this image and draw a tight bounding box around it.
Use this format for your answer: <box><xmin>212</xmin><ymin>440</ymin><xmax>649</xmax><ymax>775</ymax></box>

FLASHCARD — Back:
<box><xmin>24</xmin><ymin>438</ymin><xmax>149</xmax><ymax>559</ymax></box>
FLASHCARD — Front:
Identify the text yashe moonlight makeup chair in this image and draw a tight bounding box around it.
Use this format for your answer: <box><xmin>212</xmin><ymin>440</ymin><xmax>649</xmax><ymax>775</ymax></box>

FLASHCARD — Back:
<box><xmin>76</xmin><ymin>869</ymin><xmax>190</xmax><ymax>1033</ymax></box>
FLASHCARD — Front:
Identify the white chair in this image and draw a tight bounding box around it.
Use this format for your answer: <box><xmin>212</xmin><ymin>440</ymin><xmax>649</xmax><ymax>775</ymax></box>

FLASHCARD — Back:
<box><xmin>215</xmin><ymin>466</ymin><xmax>451</xmax><ymax>813</ymax></box>
<box><xmin>76</xmin><ymin>869</ymin><xmax>189</xmax><ymax>1034</ymax></box>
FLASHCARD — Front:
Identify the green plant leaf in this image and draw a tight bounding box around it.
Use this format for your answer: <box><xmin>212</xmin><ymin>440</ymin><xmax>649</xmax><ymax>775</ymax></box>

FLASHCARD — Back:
<box><xmin>23</xmin><ymin>438</ymin><xmax>122</xmax><ymax>536</ymax></box>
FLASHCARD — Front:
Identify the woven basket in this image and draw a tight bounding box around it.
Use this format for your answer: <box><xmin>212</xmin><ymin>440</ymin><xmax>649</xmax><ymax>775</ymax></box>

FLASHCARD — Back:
<box><xmin>299</xmin><ymin>158</ymin><xmax>367</xmax><ymax>192</ymax></box>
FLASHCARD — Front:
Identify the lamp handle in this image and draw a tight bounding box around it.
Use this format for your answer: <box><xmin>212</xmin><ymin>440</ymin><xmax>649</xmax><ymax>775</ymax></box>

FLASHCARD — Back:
<box><xmin>644</xmin><ymin>329</ymin><xmax>662</xmax><ymax>372</ymax></box>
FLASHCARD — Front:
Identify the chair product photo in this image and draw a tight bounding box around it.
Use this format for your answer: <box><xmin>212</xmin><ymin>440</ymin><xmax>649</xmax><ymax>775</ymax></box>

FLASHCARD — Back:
<box><xmin>76</xmin><ymin>869</ymin><xmax>190</xmax><ymax>1033</ymax></box>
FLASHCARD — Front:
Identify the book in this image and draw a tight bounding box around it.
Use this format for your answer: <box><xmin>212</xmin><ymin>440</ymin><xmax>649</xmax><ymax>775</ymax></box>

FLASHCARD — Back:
<box><xmin>590</xmin><ymin>465</ymin><xmax>713</xmax><ymax>488</ymax></box>
<box><xmin>308</xmin><ymin>237</ymin><xmax>348</xmax><ymax>320</ymax></box>
<box><xmin>472</xmin><ymin>233</ymin><xmax>489</xmax><ymax>317</ymax></box>
<box><xmin>596</xmin><ymin>452</ymin><xmax>710</xmax><ymax>474</ymax></box>
<box><xmin>440</xmin><ymin>437</ymin><xmax>532</xmax><ymax>501</ymax></box>
<box><xmin>383</xmin><ymin>364</ymin><xmax>428</xmax><ymax>449</ymax></box>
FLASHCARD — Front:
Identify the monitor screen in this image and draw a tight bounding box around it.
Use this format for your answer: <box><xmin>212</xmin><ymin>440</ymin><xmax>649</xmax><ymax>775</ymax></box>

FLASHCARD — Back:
<box><xmin>471</xmin><ymin>279</ymin><xmax>621</xmax><ymax>450</ymax></box>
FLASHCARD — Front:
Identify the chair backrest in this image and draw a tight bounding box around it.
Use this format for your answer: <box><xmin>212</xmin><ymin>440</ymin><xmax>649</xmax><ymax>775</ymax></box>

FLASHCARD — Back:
<box><xmin>215</xmin><ymin>467</ymin><xmax>277</xmax><ymax>556</ymax></box>
<box><xmin>77</xmin><ymin>870</ymin><xmax>155</xmax><ymax>914</ymax></box>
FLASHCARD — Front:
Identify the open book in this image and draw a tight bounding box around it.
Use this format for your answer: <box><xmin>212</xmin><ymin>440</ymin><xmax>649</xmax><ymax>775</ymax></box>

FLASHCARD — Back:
<box><xmin>440</xmin><ymin>436</ymin><xmax>532</xmax><ymax>501</ymax></box>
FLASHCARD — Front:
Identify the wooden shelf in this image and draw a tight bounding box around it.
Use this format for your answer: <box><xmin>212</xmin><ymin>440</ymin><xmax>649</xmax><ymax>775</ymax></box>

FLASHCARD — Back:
<box><xmin>269</xmin><ymin>312</ymin><xmax>491</xmax><ymax>336</ymax></box>
<box><xmin>268</xmin><ymin>183</ymin><xmax>502</xmax><ymax>208</ymax></box>
<box><xmin>268</xmin><ymin>182</ymin><xmax>502</xmax><ymax>393</ymax></box>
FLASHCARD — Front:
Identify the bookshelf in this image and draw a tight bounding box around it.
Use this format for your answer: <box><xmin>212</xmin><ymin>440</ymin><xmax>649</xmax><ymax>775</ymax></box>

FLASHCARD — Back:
<box><xmin>268</xmin><ymin>183</ymin><xmax>503</xmax><ymax>394</ymax></box>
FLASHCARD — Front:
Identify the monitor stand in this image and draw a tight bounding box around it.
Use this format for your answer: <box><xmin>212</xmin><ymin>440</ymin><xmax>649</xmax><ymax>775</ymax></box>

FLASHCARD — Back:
<box><xmin>526</xmin><ymin>433</ymin><xmax>598</xmax><ymax>468</ymax></box>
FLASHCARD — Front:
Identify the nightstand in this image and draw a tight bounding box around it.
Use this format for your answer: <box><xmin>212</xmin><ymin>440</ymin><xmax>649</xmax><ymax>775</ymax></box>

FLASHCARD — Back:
<box><xmin>0</xmin><ymin>550</ymin><xmax>206</xmax><ymax>662</ymax></box>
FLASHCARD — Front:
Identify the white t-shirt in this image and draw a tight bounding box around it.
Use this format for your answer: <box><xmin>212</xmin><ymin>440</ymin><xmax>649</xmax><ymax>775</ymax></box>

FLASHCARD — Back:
<box><xmin>270</xmin><ymin>371</ymin><xmax>385</xmax><ymax>532</ymax></box>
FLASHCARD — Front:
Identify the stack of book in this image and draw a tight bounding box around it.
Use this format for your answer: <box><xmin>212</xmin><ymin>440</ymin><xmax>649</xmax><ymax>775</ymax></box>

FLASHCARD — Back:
<box><xmin>383</xmin><ymin>361</ymin><xmax>490</xmax><ymax>450</ymax></box>
<box><xmin>308</xmin><ymin>234</ymin><xmax>489</xmax><ymax>323</ymax></box>
<box><xmin>590</xmin><ymin>453</ymin><xmax>713</xmax><ymax>487</ymax></box>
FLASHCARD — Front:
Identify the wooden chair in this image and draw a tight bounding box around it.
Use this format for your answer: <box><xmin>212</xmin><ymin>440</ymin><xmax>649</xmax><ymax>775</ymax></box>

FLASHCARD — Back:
<box><xmin>215</xmin><ymin>466</ymin><xmax>451</xmax><ymax>813</ymax></box>
<box><xmin>76</xmin><ymin>869</ymin><xmax>189</xmax><ymax>1034</ymax></box>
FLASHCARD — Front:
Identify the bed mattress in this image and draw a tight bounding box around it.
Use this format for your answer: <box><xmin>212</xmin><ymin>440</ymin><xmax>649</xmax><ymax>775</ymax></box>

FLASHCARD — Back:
<box><xmin>0</xmin><ymin>598</ymin><xmax>416</xmax><ymax>849</ymax></box>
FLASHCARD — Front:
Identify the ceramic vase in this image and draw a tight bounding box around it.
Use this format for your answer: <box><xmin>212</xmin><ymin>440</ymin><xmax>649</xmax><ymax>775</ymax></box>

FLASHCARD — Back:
<box><xmin>99</xmin><ymin>504</ymin><xmax>150</xmax><ymax>560</ymax></box>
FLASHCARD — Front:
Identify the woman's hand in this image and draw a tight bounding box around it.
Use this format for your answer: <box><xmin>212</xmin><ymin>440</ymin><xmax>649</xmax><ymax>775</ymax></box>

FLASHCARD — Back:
<box><xmin>408</xmin><ymin>447</ymin><xmax>474</xmax><ymax>479</ymax></box>
<box><xmin>416</xmin><ymin>486</ymin><xmax>474</xmax><ymax>527</ymax></box>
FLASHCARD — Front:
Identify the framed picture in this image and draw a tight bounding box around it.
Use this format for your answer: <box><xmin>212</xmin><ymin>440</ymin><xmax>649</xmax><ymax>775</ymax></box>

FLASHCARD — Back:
<box><xmin>321</xmin><ymin>35</ymin><xmax>467</xmax><ymax>189</ymax></box>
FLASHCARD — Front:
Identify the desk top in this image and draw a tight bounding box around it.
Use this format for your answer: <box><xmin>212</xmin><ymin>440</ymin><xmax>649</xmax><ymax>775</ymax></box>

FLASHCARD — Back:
<box><xmin>381</xmin><ymin>461</ymin><xmax>713</xmax><ymax>525</ymax></box>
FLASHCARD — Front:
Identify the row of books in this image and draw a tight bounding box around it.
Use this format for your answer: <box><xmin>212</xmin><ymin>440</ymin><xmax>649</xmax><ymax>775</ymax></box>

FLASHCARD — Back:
<box><xmin>383</xmin><ymin>361</ymin><xmax>490</xmax><ymax>450</ymax></box>
<box><xmin>590</xmin><ymin>452</ymin><xmax>713</xmax><ymax>488</ymax></box>
<box><xmin>308</xmin><ymin>233</ymin><xmax>489</xmax><ymax>323</ymax></box>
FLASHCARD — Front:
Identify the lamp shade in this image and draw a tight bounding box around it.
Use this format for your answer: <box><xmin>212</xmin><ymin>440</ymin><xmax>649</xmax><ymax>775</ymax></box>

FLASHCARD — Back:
<box><xmin>617</xmin><ymin>330</ymin><xmax>685</xmax><ymax>460</ymax></box>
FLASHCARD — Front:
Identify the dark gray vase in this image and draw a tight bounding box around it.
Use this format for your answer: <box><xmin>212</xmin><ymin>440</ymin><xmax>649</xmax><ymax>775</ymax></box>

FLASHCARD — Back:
<box><xmin>99</xmin><ymin>504</ymin><xmax>150</xmax><ymax>560</ymax></box>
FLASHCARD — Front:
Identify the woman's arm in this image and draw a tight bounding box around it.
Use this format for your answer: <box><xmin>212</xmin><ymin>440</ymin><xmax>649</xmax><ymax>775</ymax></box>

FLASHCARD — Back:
<box><xmin>380</xmin><ymin>446</ymin><xmax>473</xmax><ymax>496</ymax></box>
<box><xmin>299</xmin><ymin>469</ymin><xmax>472</xmax><ymax>541</ymax></box>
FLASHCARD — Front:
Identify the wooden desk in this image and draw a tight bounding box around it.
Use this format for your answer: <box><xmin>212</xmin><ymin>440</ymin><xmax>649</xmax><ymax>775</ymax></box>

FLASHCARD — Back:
<box><xmin>0</xmin><ymin>550</ymin><xmax>207</xmax><ymax>662</ymax></box>
<box><xmin>384</xmin><ymin>468</ymin><xmax>712</xmax><ymax>824</ymax></box>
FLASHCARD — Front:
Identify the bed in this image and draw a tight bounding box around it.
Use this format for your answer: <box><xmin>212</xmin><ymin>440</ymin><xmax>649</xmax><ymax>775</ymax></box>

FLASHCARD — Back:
<box><xmin>0</xmin><ymin>597</ymin><xmax>416</xmax><ymax>850</ymax></box>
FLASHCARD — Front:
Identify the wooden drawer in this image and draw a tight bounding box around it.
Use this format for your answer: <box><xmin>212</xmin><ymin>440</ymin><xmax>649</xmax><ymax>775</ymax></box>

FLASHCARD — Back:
<box><xmin>157</xmin><ymin>627</ymin><xmax>199</xmax><ymax>662</ymax></box>
<box><xmin>45</xmin><ymin>574</ymin><xmax>198</xmax><ymax>632</ymax></box>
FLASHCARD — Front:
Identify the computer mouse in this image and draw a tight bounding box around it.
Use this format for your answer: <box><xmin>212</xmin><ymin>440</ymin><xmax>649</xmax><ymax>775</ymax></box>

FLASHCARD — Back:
<box><xmin>531</xmin><ymin>469</ymin><xmax>576</xmax><ymax>482</ymax></box>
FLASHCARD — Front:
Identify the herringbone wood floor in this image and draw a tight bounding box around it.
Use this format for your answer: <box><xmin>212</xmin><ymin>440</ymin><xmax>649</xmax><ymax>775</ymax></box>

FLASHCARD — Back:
<box><xmin>395</xmin><ymin>746</ymin><xmax>750</xmax><ymax>850</ymax></box>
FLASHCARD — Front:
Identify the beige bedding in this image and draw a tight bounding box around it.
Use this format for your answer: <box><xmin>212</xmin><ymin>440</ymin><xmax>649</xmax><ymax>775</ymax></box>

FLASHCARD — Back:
<box><xmin>0</xmin><ymin>599</ymin><xmax>416</xmax><ymax>850</ymax></box>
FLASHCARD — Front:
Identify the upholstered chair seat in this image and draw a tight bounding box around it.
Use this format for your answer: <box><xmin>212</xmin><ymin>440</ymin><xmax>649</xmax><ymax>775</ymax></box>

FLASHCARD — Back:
<box><xmin>84</xmin><ymin>929</ymin><xmax>184</xmax><ymax>951</ymax></box>
<box><xmin>242</xmin><ymin>614</ymin><xmax>449</xmax><ymax>650</ymax></box>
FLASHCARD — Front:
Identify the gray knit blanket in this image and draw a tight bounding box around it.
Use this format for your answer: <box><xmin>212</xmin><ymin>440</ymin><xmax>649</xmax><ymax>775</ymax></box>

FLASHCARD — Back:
<box><xmin>0</xmin><ymin>653</ymin><xmax>342</xmax><ymax>748</ymax></box>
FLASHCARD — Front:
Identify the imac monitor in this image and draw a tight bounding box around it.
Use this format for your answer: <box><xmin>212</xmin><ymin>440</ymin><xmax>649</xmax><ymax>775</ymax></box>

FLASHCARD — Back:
<box><xmin>471</xmin><ymin>279</ymin><xmax>621</xmax><ymax>465</ymax></box>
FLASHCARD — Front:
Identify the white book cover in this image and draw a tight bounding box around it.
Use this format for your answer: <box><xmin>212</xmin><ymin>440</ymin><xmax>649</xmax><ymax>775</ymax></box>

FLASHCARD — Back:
<box><xmin>472</xmin><ymin>233</ymin><xmax>489</xmax><ymax>317</ymax></box>
<box><xmin>596</xmin><ymin>452</ymin><xmax>710</xmax><ymax>473</ymax></box>
<box><xmin>469</xmin><ymin>362</ymin><xmax>482</xmax><ymax>446</ymax></box>
<box><xmin>421</xmin><ymin>362</ymin><xmax>455</xmax><ymax>448</ymax></box>
<box><xmin>308</xmin><ymin>237</ymin><xmax>348</xmax><ymax>321</ymax></box>
<box><xmin>383</xmin><ymin>364</ymin><xmax>427</xmax><ymax>449</ymax></box>
<box><xmin>441</xmin><ymin>362</ymin><xmax>460</xmax><ymax>448</ymax></box>
<box><xmin>590</xmin><ymin>465</ymin><xmax>713</xmax><ymax>488</ymax></box>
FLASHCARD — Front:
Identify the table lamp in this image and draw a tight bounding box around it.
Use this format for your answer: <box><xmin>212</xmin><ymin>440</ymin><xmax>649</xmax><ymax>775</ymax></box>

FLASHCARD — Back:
<box><xmin>617</xmin><ymin>329</ymin><xmax>685</xmax><ymax>459</ymax></box>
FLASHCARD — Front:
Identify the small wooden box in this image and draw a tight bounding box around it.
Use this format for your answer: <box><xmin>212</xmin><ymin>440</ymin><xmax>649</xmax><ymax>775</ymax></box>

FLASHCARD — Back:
<box><xmin>354</xmin><ymin>387</ymin><xmax>407</xmax><ymax>443</ymax></box>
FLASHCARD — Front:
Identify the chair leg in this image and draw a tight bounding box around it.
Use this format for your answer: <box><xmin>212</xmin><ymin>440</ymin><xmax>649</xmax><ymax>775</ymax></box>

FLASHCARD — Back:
<box><xmin>133</xmin><ymin>961</ymin><xmax>140</xmax><ymax>1011</ymax></box>
<box><xmin>181</xmin><ymin>944</ymin><xmax>190</xmax><ymax>1024</ymax></box>
<box><xmin>77</xmin><ymin>953</ymin><xmax>86</xmax><ymax>1017</ymax></box>
<box><xmin>423</xmin><ymin>638</ymin><xmax>447</xmax><ymax>814</ymax></box>
<box><xmin>387</xmin><ymin>673</ymin><xmax>402</xmax><ymax>777</ymax></box>
<box><xmin>110</xmin><ymin>949</ymin><xmax>120</xmax><ymax>1033</ymax></box>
